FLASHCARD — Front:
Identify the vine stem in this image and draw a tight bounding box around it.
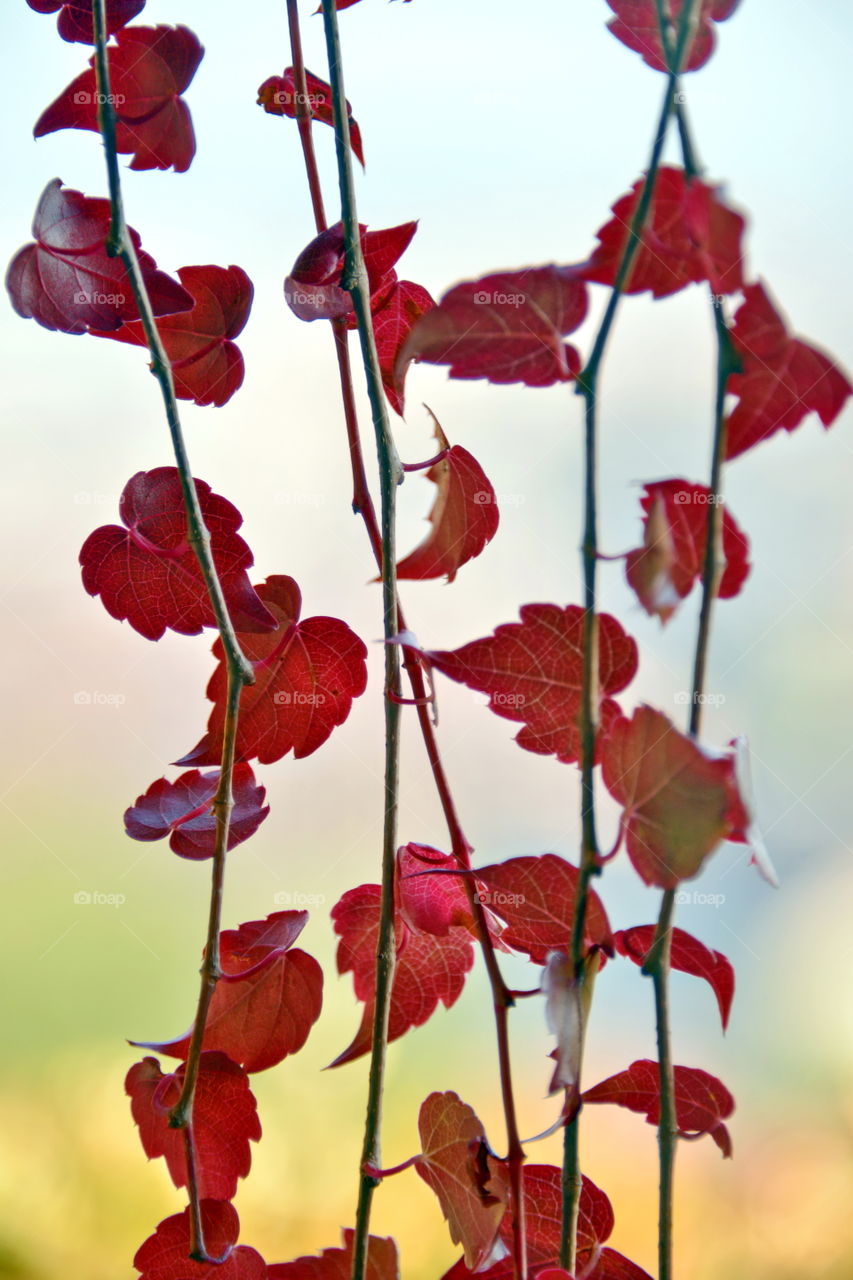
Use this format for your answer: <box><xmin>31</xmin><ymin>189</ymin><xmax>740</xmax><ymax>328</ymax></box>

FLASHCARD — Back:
<box><xmin>560</xmin><ymin>2</ymin><xmax>701</xmax><ymax>1268</ymax></box>
<box><xmin>91</xmin><ymin>0</ymin><xmax>252</xmax><ymax>1260</ymax></box>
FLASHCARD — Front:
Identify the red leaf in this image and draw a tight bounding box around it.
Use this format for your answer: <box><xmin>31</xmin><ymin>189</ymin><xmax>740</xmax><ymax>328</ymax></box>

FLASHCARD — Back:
<box><xmin>429</xmin><ymin>606</ymin><xmax>638</xmax><ymax>765</ymax></box>
<box><xmin>330</xmin><ymin>884</ymin><xmax>474</xmax><ymax>1066</ymax></box>
<box><xmin>268</xmin><ymin>1230</ymin><xmax>399</xmax><ymax>1280</ymax></box>
<box><xmin>133</xmin><ymin>911</ymin><xmax>323</xmax><ymax>1073</ymax></box>
<box><xmin>123</xmin><ymin>763</ymin><xmax>268</xmax><ymax>860</ymax></box>
<box><xmin>582</xmin><ymin>167</ymin><xmax>745</xmax><ymax>299</ymax></box>
<box><xmin>126</xmin><ymin>1052</ymin><xmax>260</xmax><ymax>1200</ymax></box>
<box><xmin>90</xmin><ymin>264</ymin><xmax>253</xmax><ymax>406</ymax></box>
<box><xmin>27</xmin><ymin>0</ymin><xmax>145</xmax><ymax>44</ymax></box>
<box><xmin>34</xmin><ymin>25</ymin><xmax>203</xmax><ymax>172</ymax></box>
<box><xmin>605</xmin><ymin>0</ymin><xmax>741</xmax><ymax>73</ymax></box>
<box><xmin>5</xmin><ymin>179</ymin><xmax>191</xmax><ymax>334</ymax></box>
<box><xmin>588</xmin><ymin>1251</ymin><xmax>656</xmax><ymax>1280</ymax></box>
<box><xmin>79</xmin><ymin>468</ymin><xmax>275</xmax><ymax>641</ymax></box>
<box><xmin>134</xmin><ymin>1201</ymin><xmax>266</xmax><ymax>1280</ymax></box>
<box><xmin>614</xmin><ymin>925</ymin><xmax>734</xmax><ymax>1030</ymax></box>
<box><xmin>177</xmin><ymin>576</ymin><xmax>368</xmax><ymax>766</ymax></box>
<box><xmin>475</xmin><ymin>854</ymin><xmax>612</xmax><ymax>964</ymax></box>
<box><xmin>397</xmin><ymin>414</ymin><xmax>498</xmax><ymax>582</ymax></box>
<box><xmin>398</xmin><ymin>266</ymin><xmax>588</xmax><ymax>389</ymax></box>
<box><xmin>583</xmin><ymin>1059</ymin><xmax>735</xmax><ymax>1156</ymax></box>
<box><xmin>371</xmin><ymin>280</ymin><xmax>435</xmax><ymax>415</ymax></box>
<box><xmin>258</xmin><ymin>67</ymin><xmax>364</xmax><ymax>167</ymax></box>
<box><xmin>724</xmin><ymin>282</ymin><xmax>852</xmax><ymax>460</ymax></box>
<box><xmin>285</xmin><ymin>221</ymin><xmax>417</xmax><ymax>322</ymax></box>
<box><xmin>417</xmin><ymin>1092</ymin><xmax>510</xmax><ymax>1271</ymax></box>
<box><xmin>396</xmin><ymin>844</ymin><xmax>478</xmax><ymax>938</ymax></box>
<box><xmin>624</xmin><ymin>479</ymin><xmax>750</xmax><ymax>623</ymax></box>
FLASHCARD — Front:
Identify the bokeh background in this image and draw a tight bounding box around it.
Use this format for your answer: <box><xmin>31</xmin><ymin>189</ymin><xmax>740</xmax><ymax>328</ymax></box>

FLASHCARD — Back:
<box><xmin>1</xmin><ymin>1</ymin><xmax>852</xmax><ymax>1276</ymax></box>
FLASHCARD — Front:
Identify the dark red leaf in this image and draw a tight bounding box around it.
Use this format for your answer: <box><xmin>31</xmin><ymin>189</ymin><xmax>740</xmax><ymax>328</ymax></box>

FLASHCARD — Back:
<box><xmin>605</xmin><ymin>0</ymin><xmax>741</xmax><ymax>73</ymax></box>
<box><xmin>34</xmin><ymin>25</ymin><xmax>203</xmax><ymax>172</ymax></box>
<box><xmin>79</xmin><ymin>468</ymin><xmax>275</xmax><ymax>641</ymax></box>
<box><xmin>258</xmin><ymin>67</ymin><xmax>364</xmax><ymax>166</ymax></box>
<box><xmin>126</xmin><ymin>1052</ymin><xmax>260</xmax><ymax>1200</ymax></box>
<box><xmin>398</xmin><ymin>266</ymin><xmax>588</xmax><ymax>389</ymax></box>
<box><xmin>581</xmin><ymin>167</ymin><xmax>745</xmax><ymax>299</ymax></box>
<box><xmin>589</xmin><ymin>1252</ymin><xmax>657</xmax><ymax>1280</ymax></box>
<box><xmin>396</xmin><ymin>844</ymin><xmax>478</xmax><ymax>939</ymax></box>
<box><xmin>268</xmin><ymin>1230</ymin><xmax>399</xmax><ymax>1280</ymax></box>
<box><xmin>371</xmin><ymin>280</ymin><xmax>435</xmax><ymax>415</ymax></box>
<box><xmin>475</xmin><ymin>854</ymin><xmax>612</xmax><ymax>964</ymax></box>
<box><xmin>429</xmin><ymin>606</ymin><xmax>638</xmax><ymax>765</ymax></box>
<box><xmin>133</xmin><ymin>911</ymin><xmax>323</xmax><ymax>1074</ymax></box>
<box><xmin>285</xmin><ymin>221</ymin><xmax>417</xmax><ymax>322</ymax></box>
<box><xmin>91</xmin><ymin>264</ymin><xmax>253</xmax><ymax>406</ymax></box>
<box><xmin>614</xmin><ymin>925</ymin><xmax>734</xmax><ymax>1030</ymax></box>
<box><xmin>624</xmin><ymin>479</ymin><xmax>750</xmax><ymax>623</ymax></box>
<box><xmin>123</xmin><ymin>763</ymin><xmax>268</xmax><ymax>860</ymax></box>
<box><xmin>5</xmin><ymin>179</ymin><xmax>191</xmax><ymax>334</ymax></box>
<box><xmin>725</xmin><ymin>282</ymin><xmax>852</xmax><ymax>459</ymax></box>
<box><xmin>583</xmin><ymin>1059</ymin><xmax>735</xmax><ymax>1156</ymax></box>
<box><xmin>177</xmin><ymin>576</ymin><xmax>368</xmax><ymax>766</ymax></box>
<box><xmin>134</xmin><ymin>1201</ymin><xmax>266</xmax><ymax>1280</ymax></box>
<box><xmin>27</xmin><ymin>0</ymin><xmax>145</xmax><ymax>44</ymax></box>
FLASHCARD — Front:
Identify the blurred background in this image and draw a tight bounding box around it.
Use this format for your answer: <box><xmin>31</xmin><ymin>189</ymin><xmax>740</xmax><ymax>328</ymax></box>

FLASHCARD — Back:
<box><xmin>1</xmin><ymin>0</ymin><xmax>852</xmax><ymax>1276</ymax></box>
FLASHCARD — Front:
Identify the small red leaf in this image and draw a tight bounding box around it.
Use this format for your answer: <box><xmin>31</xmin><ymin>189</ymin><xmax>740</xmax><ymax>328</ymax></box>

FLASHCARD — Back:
<box><xmin>27</xmin><ymin>0</ymin><xmax>146</xmax><ymax>44</ymax></box>
<box><xmin>79</xmin><ymin>468</ymin><xmax>275</xmax><ymax>641</ymax></box>
<box><xmin>430</xmin><ymin>606</ymin><xmax>638</xmax><ymax>765</ymax></box>
<box><xmin>475</xmin><ymin>854</ymin><xmax>612</xmax><ymax>964</ymax></box>
<box><xmin>396</xmin><ymin>844</ymin><xmax>478</xmax><ymax>938</ymax></box>
<box><xmin>6</xmin><ymin>180</ymin><xmax>191</xmax><ymax>334</ymax></box>
<box><xmin>123</xmin><ymin>763</ymin><xmax>268</xmax><ymax>860</ymax></box>
<box><xmin>583</xmin><ymin>1059</ymin><xmax>735</xmax><ymax>1157</ymax></box>
<box><xmin>258</xmin><ymin>67</ymin><xmax>364</xmax><ymax>167</ymax></box>
<box><xmin>268</xmin><ymin>1230</ymin><xmax>399</xmax><ymax>1280</ymax></box>
<box><xmin>397</xmin><ymin>415</ymin><xmax>498</xmax><ymax>582</ymax></box>
<box><xmin>134</xmin><ymin>1201</ymin><xmax>266</xmax><ymax>1280</ymax></box>
<box><xmin>133</xmin><ymin>912</ymin><xmax>323</xmax><ymax>1073</ymax></box>
<box><xmin>177</xmin><ymin>576</ymin><xmax>368</xmax><ymax>766</ymax></box>
<box><xmin>126</xmin><ymin>1052</ymin><xmax>260</xmax><ymax>1200</ymax></box>
<box><xmin>285</xmin><ymin>221</ymin><xmax>417</xmax><ymax>322</ymax></box>
<box><xmin>614</xmin><ymin>924</ymin><xmax>734</xmax><ymax>1030</ymax></box>
<box><xmin>399</xmin><ymin>266</ymin><xmax>588</xmax><ymax>389</ymax></box>
<box><xmin>725</xmin><ymin>282</ymin><xmax>852</xmax><ymax>460</ymax></box>
<box><xmin>371</xmin><ymin>280</ymin><xmax>436</xmax><ymax>415</ymax></box>
<box><xmin>605</xmin><ymin>0</ymin><xmax>741</xmax><ymax>73</ymax></box>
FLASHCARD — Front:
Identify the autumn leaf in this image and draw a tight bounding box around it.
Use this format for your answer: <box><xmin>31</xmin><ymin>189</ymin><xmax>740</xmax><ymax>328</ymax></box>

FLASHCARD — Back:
<box><xmin>398</xmin><ymin>266</ymin><xmax>588</xmax><ymax>389</ymax></box>
<box><xmin>258</xmin><ymin>67</ymin><xmax>364</xmax><ymax>166</ymax></box>
<box><xmin>430</xmin><ymin>605</ymin><xmax>638</xmax><ymax>765</ymax></box>
<box><xmin>126</xmin><ymin>1052</ymin><xmax>260</xmax><ymax>1200</ymax></box>
<box><xmin>583</xmin><ymin>1059</ymin><xmax>735</xmax><ymax>1156</ymax></box>
<box><xmin>27</xmin><ymin>0</ymin><xmax>145</xmax><ymax>44</ymax></box>
<box><xmin>34</xmin><ymin>25</ymin><xmax>203</xmax><ymax>172</ymax></box>
<box><xmin>475</xmin><ymin>854</ymin><xmax>612</xmax><ymax>964</ymax></box>
<box><xmin>396</xmin><ymin>844</ymin><xmax>479</xmax><ymax>939</ymax></box>
<box><xmin>605</xmin><ymin>0</ymin><xmax>741</xmax><ymax>73</ymax></box>
<box><xmin>177</xmin><ymin>576</ymin><xmax>368</xmax><ymax>766</ymax></box>
<box><xmin>397</xmin><ymin>414</ymin><xmax>499</xmax><ymax>582</ymax></box>
<box><xmin>134</xmin><ymin>1201</ymin><xmax>266</xmax><ymax>1280</ymax></box>
<box><xmin>123</xmin><ymin>763</ymin><xmax>269</xmax><ymax>860</ymax></box>
<box><xmin>285</xmin><ymin>221</ymin><xmax>417</xmax><ymax>322</ymax></box>
<box><xmin>268</xmin><ymin>1230</ymin><xmax>399</xmax><ymax>1280</ymax></box>
<box><xmin>614</xmin><ymin>925</ymin><xmax>734</xmax><ymax>1030</ymax></box>
<box><xmin>725</xmin><ymin>282</ymin><xmax>852</xmax><ymax>459</ymax></box>
<box><xmin>6</xmin><ymin>180</ymin><xmax>191</xmax><ymax>334</ymax></box>
<box><xmin>91</xmin><ymin>264</ymin><xmax>254</xmax><ymax>406</ymax></box>
<box><xmin>133</xmin><ymin>912</ymin><xmax>323</xmax><ymax>1074</ymax></box>
<box><xmin>371</xmin><ymin>280</ymin><xmax>435</xmax><ymax>415</ymax></box>
<box><xmin>79</xmin><ymin>468</ymin><xmax>275</xmax><ymax>641</ymax></box>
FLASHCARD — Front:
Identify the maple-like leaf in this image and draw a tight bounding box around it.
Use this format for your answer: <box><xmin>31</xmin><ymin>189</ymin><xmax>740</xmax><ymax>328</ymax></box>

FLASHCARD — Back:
<box><xmin>582</xmin><ymin>167</ymin><xmax>745</xmax><ymax>299</ymax></box>
<box><xmin>134</xmin><ymin>1201</ymin><xmax>266</xmax><ymax>1280</ymax></box>
<box><xmin>268</xmin><ymin>1230</ymin><xmax>399</xmax><ymax>1280</ymax></box>
<box><xmin>123</xmin><ymin>763</ymin><xmax>269</xmax><ymax>860</ymax></box>
<box><xmin>724</xmin><ymin>282</ymin><xmax>852</xmax><ymax>459</ymax></box>
<box><xmin>398</xmin><ymin>266</ymin><xmax>588</xmax><ymax>389</ymax></box>
<box><xmin>90</xmin><ymin>264</ymin><xmax>254</xmax><ymax>406</ymax></box>
<box><xmin>430</xmin><ymin>606</ymin><xmax>638</xmax><ymax>765</ymax></box>
<box><xmin>126</xmin><ymin>1052</ymin><xmax>260</xmax><ymax>1200</ymax></box>
<box><xmin>417</xmin><ymin>1092</ymin><xmax>510</xmax><ymax>1272</ymax></box>
<box><xmin>6</xmin><ymin>180</ymin><xmax>191</xmax><ymax>334</ymax></box>
<box><xmin>258</xmin><ymin>67</ymin><xmax>364</xmax><ymax>166</ymax></box>
<box><xmin>178</xmin><ymin>576</ymin><xmax>368</xmax><ymax>766</ymax></box>
<box><xmin>601</xmin><ymin>706</ymin><xmax>749</xmax><ymax>888</ymax></box>
<box><xmin>396</xmin><ymin>844</ymin><xmax>478</xmax><ymax>939</ymax></box>
<box><xmin>624</xmin><ymin>479</ymin><xmax>750</xmax><ymax>623</ymax></box>
<box><xmin>27</xmin><ymin>0</ymin><xmax>146</xmax><ymax>44</ymax></box>
<box><xmin>475</xmin><ymin>854</ymin><xmax>612</xmax><ymax>964</ymax></box>
<box><xmin>614</xmin><ymin>925</ymin><xmax>734</xmax><ymax>1030</ymax></box>
<box><xmin>134</xmin><ymin>911</ymin><xmax>323</xmax><ymax>1074</ymax></box>
<box><xmin>583</xmin><ymin>1059</ymin><xmax>735</xmax><ymax>1156</ymax></box>
<box><xmin>605</xmin><ymin>0</ymin><xmax>741</xmax><ymax>73</ymax></box>
<box><xmin>285</xmin><ymin>221</ymin><xmax>417</xmax><ymax>322</ymax></box>
<box><xmin>79</xmin><ymin>468</ymin><xmax>275</xmax><ymax>641</ymax></box>
<box><xmin>34</xmin><ymin>25</ymin><xmax>203</xmax><ymax>172</ymax></box>
<box><xmin>397</xmin><ymin>415</ymin><xmax>499</xmax><ymax>582</ymax></box>
<box><xmin>330</xmin><ymin>883</ymin><xmax>474</xmax><ymax>1066</ymax></box>
<box><xmin>371</xmin><ymin>280</ymin><xmax>435</xmax><ymax>415</ymax></box>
